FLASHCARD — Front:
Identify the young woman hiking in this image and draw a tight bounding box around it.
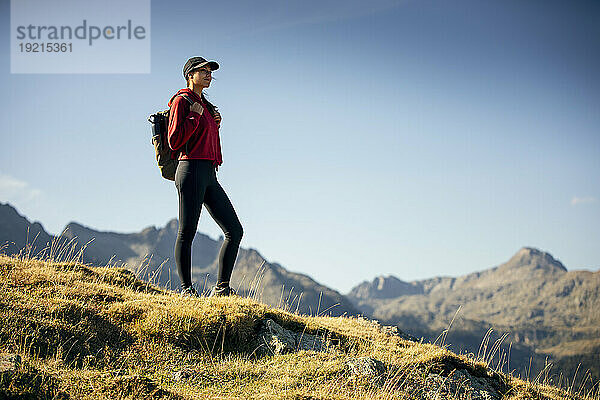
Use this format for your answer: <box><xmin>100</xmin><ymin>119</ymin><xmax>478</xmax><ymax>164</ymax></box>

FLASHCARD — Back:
<box><xmin>167</xmin><ymin>56</ymin><xmax>243</xmax><ymax>298</ymax></box>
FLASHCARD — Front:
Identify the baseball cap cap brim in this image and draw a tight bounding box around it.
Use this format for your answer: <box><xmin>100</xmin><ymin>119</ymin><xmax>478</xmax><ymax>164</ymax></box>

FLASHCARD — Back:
<box><xmin>195</xmin><ymin>61</ymin><xmax>219</xmax><ymax>71</ymax></box>
<box><xmin>183</xmin><ymin>57</ymin><xmax>220</xmax><ymax>79</ymax></box>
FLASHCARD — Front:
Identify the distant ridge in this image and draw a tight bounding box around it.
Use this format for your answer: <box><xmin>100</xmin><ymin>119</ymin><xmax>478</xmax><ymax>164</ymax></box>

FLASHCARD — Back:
<box><xmin>0</xmin><ymin>202</ymin><xmax>53</xmax><ymax>256</ymax></box>
<box><xmin>348</xmin><ymin>275</ymin><xmax>423</xmax><ymax>300</ymax></box>
<box><xmin>349</xmin><ymin>247</ymin><xmax>570</xmax><ymax>301</ymax></box>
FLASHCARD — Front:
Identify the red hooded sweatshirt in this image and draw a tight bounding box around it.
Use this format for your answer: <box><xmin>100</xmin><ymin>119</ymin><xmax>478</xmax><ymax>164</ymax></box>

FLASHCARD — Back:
<box><xmin>167</xmin><ymin>88</ymin><xmax>222</xmax><ymax>168</ymax></box>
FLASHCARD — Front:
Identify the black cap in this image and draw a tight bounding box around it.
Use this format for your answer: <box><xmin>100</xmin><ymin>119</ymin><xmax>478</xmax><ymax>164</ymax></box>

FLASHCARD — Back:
<box><xmin>183</xmin><ymin>56</ymin><xmax>219</xmax><ymax>80</ymax></box>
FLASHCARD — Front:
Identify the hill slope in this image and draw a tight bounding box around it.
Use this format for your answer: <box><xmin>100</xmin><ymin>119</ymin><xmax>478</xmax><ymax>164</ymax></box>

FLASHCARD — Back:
<box><xmin>1</xmin><ymin>254</ymin><xmax>596</xmax><ymax>400</ymax></box>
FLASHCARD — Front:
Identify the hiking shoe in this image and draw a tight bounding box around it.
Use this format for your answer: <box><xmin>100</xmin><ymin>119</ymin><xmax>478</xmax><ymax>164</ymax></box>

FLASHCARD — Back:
<box><xmin>180</xmin><ymin>286</ymin><xmax>201</xmax><ymax>298</ymax></box>
<box><xmin>208</xmin><ymin>285</ymin><xmax>237</xmax><ymax>297</ymax></box>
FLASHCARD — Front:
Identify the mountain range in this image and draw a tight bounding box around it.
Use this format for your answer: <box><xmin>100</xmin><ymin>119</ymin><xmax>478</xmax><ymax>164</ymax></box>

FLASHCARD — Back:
<box><xmin>347</xmin><ymin>247</ymin><xmax>600</xmax><ymax>387</ymax></box>
<box><xmin>1</xmin><ymin>201</ymin><xmax>598</xmax><ymax>388</ymax></box>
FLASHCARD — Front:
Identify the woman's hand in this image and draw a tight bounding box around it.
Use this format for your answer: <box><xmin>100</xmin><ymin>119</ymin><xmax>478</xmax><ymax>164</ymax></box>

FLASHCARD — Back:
<box><xmin>214</xmin><ymin>110</ymin><xmax>222</xmax><ymax>127</ymax></box>
<box><xmin>190</xmin><ymin>102</ymin><xmax>204</xmax><ymax>115</ymax></box>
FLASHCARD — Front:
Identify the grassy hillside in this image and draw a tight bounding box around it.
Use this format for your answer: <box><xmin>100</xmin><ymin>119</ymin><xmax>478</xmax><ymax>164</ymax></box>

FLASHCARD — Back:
<box><xmin>1</xmin><ymin>253</ymin><xmax>598</xmax><ymax>400</ymax></box>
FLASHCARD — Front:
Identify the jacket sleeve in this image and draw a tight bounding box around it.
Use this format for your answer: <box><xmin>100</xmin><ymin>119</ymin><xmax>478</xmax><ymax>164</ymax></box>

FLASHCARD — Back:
<box><xmin>167</xmin><ymin>96</ymin><xmax>202</xmax><ymax>151</ymax></box>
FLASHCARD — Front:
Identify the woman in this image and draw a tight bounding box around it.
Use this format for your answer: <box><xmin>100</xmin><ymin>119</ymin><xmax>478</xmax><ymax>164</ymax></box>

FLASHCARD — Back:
<box><xmin>167</xmin><ymin>56</ymin><xmax>243</xmax><ymax>298</ymax></box>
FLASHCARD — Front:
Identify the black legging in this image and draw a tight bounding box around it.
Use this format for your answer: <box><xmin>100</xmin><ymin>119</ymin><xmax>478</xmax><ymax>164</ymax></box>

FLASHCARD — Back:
<box><xmin>174</xmin><ymin>159</ymin><xmax>243</xmax><ymax>289</ymax></box>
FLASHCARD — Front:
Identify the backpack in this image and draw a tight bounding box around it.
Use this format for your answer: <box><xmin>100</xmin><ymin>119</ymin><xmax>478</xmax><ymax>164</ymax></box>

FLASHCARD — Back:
<box><xmin>148</xmin><ymin>93</ymin><xmax>193</xmax><ymax>181</ymax></box>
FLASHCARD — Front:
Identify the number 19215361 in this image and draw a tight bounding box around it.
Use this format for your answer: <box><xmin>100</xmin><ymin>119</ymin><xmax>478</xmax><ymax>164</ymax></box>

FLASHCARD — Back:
<box><xmin>19</xmin><ymin>42</ymin><xmax>73</xmax><ymax>52</ymax></box>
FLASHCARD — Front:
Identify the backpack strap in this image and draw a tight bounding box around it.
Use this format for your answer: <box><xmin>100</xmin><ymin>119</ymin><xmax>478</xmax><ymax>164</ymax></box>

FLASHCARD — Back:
<box><xmin>177</xmin><ymin>93</ymin><xmax>194</xmax><ymax>105</ymax></box>
<box><xmin>174</xmin><ymin>93</ymin><xmax>197</xmax><ymax>156</ymax></box>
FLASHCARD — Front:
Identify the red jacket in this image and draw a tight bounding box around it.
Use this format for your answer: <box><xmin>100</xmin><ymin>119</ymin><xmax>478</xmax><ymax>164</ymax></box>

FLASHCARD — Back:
<box><xmin>167</xmin><ymin>88</ymin><xmax>222</xmax><ymax>167</ymax></box>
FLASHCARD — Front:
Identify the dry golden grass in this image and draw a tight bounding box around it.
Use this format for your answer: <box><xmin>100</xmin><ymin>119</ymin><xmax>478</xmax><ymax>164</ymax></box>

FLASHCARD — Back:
<box><xmin>0</xmin><ymin>252</ymin><xmax>598</xmax><ymax>400</ymax></box>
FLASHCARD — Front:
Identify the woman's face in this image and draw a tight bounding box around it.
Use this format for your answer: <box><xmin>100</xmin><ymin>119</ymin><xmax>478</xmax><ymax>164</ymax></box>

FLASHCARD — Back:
<box><xmin>189</xmin><ymin>66</ymin><xmax>212</xmax><ymax>89</ymax></box>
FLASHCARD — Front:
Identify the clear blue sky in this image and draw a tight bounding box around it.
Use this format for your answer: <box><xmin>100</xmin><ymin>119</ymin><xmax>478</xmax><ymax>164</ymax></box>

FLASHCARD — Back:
<box><xmin>1</xmin><ymin>0</ymin><xmax>598</xmax><ymax>294</ymax></box>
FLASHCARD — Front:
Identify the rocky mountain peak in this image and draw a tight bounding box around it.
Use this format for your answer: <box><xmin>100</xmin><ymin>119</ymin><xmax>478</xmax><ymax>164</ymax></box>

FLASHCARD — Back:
<box><xmin>61</xmin><ymin>221</ymin><xmax>88</xmax><ymax>234</ymax></box>
<box><xmin>0</xmin><ymin>203</ymin><xmax>53</xmax><ymax>255</ymax></box>
<box><xmin>141</xmin><ymin>225</ymin><xmax>157</xmax><ymax>235</ymax></box>
<box><xmin>348</xmin><ymin>275</ymin><xmax>423</xmax><ymax>299</ymax></box>
<box><xmin>165</xmin><ymin>219</ymin><xmax>179</xmax><ymax>234</ymax></box>
<box><xmin>503</xmin><ymin>247</ymin><xmax>567</xmax><ymax>273</ymax></box>
<box><xmin>375</xmin><ymin>275</ymin><xmax>398</xmax><ymax>291</ymax></box>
